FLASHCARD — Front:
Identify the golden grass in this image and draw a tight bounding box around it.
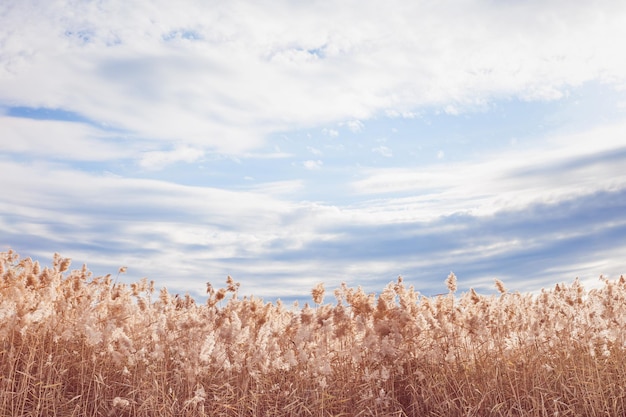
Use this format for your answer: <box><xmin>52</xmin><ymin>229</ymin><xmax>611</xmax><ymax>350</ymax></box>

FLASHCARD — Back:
<box><xmin>2</xmin><ymin>249</ymin><xmax>626</xmax><ymax>416</ymax></box>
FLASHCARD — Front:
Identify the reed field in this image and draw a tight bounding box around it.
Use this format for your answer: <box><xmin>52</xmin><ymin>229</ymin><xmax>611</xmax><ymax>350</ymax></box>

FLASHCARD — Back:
<box><xmin>2</xmin><ymin>249</ymin><xmax>626</xmax><ymax>416</ymax></box>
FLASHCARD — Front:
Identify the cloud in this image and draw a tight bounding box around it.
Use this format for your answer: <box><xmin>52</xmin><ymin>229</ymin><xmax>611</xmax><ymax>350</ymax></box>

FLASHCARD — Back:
<box><xmin>0</xmin><ymin>157</ymin><xmax>352</xmax><ymax>299</ymax></box>
<box><xmin>0</xmin><ymin>116</ymin><xmax>124</xmax><ymax>161</ymax></box>
<box><xmin>352</xmin><ymin>121</ymin><xmax>626</xmax><ymax>218</ymax></box>
<box><xmin>2</xmin><ymin>143</ymin><xmax>625</xmax><ymax>301</ymax></box>
<box><xmin>307</xmin><ymin>146</ymin><xmax>323</xmax><ymax>156</ymax></box>
<box><xmin>303</xmin><ymin>160</ymin><xmax>323</xmax><ymax>170</ymax></box>
<box><xmin>372</xmin><ymin>145</ymin><xmax>393</xmax><ymax>158</ymax></box>
<box><xmin>443</xmin><ymin>105</ymin><xmax>459</xmax><ymax>116</ymax></box>
<box><xmin>2</xmin><ymin>1</ymin><xmax>626</xmax><ymax>154</ymax></box>
<box><xmin>247</xmin><ymin>180</ymin><xmax>304</xmax><ymax>196</ymax></box>
<box><xmin>345</xmin><ymin>120</ymin><xmax>364</xmax><ymax>132</ymax></box>
<box><xmin>274</xmin><ymin>188</ymin><xmax>626</xmax><ymax>295</ymax></box>
<box><xmin>138</xmin><ymin>145</ymin><xmax>205</xmax><ymax>170</ymax></box>
<box><xmin>322</xmin><ymin>128</ymin><xmax>339</xmax><ymax>137</ymax></box>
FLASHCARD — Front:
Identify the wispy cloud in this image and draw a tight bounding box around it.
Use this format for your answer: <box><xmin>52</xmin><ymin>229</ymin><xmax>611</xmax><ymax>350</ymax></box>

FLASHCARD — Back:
<box><xmin>307</xmin><ymin>146</ymin><xmax>323</xmax><ymax>156</ymax></box>
<box><xmin>303</xmin><ymin>160</ymin><xmax>324</xmax><ymax>170</ymax></box>
<box><xmin>322</xmin><ymin>128</ymin><xmax>339</xmax><ymax>138</ymax></box>
<box><xmin>344</xmin><ymin>120</ymin><xmax>364</xmax><ymax>133</ymax></box>
<box><xmin>0</xmin><ymin>116</ymin><xmax>124</xmax><ymax>161</ymax></box>
<box><xmin>353</xmin><ymin>121</ymin><xmax>626</xmax><ymax>216</ymax></box>
<box><xmin>138</xmin><ymin>146</ymin><xmax>205</xmax><ymax>170</ymax></box>
<box><xmin>372</xmin><ymin>145</ymin><xmax>393</xmax><ymax>158</ymax></box>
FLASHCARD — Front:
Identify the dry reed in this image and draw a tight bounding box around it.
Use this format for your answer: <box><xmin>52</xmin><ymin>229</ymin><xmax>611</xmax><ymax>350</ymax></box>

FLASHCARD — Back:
<box><xmin>1</xmin><ymin>249</ymin><xmax>625</xmax><ymax>416</ymax></box>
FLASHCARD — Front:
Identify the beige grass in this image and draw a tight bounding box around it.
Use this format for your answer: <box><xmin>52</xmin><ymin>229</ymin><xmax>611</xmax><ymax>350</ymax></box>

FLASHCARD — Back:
<box><xmin>1</xmin><ymin>249</ymin><xmax>626</xmax><ymax>416</ymax></box>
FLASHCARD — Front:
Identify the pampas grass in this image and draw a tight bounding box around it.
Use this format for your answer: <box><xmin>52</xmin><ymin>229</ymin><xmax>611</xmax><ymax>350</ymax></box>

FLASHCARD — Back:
<box><xmin>2</xmin><ymin>249</ymin><xmax>626</xmax><ymax>416</ymax></box>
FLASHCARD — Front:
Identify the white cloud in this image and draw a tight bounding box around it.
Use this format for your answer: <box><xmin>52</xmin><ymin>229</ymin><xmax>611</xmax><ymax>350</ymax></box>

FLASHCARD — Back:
<box><xmin>138</xmin><ymin>145</ymin><xmax>204</xmax><ymax>170</ymax></box>
<box><xmin>0</xmin><ymin>116</ymin><xmax>123</xmax><ymax>161</ymax></box>
<box><xmin>1</xmin><ymin>1</ymin><xmax>626</xmax><ymax>154</ymax></box>
<box><xmin>0</xmin><ymin>157</ymin><xmax>358</xmax><ymax>298</ymax></box>
<box><xmin>322</xmin><ymin>128</ymin><xmax>339</xmax><ymax>137</ymax></box>
<box><xmin>444</xmin><ymin>105</ymin><xmax>459</xmax><ymax>115</ymax></box>
<box><xmin>345</xmin><ymin>120</ymin><xmax>364</xmax><ymax>132</ymax></box>
<box><xmin>372</xmin><ymin>145</ymin><xmax>393</xmax><ymax>158</ymax></box>
<box><xmin>352</xmin><ymin>121</ymin><xmax>626</xmax><ymax>220</ymax></box>
<box><xmin>2</xmin><ymin>127</ymin><xmax>625</xmax><ymax>300</ymax></box>
<box><xmin>307</xmin><ymin>146</ymin><xmax>323</xmax><ymax>156</ymax></box>
<box><xmin>386</xmin><ymin>109</ymin><xmax>419</xmax><ymax>119</ymax></box>
<box><xmin>0</xmin><ymin>159</ymin><xmax>309</xmax><ymax>261</ymax></box>
<box><xmin>241</xmin><ymin>151</ymin><xmax>293</xmax><ymax>159</ymax></box>
<box><xmin>247</xmin><ymin>180</ymin><xmax>304</xmax><ymax>196</ymax></box>
<box><xmin>303</xmin><ymin>159</ymin><xmax>323</xmax><ymax>170</ymax></box>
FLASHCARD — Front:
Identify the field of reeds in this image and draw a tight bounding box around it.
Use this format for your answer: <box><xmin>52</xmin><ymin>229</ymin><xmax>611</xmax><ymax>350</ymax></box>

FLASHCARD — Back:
<box><xmin>2</xmin><ymin>249</ymin><xmax>626</xmax><ymax>416</ymax></box>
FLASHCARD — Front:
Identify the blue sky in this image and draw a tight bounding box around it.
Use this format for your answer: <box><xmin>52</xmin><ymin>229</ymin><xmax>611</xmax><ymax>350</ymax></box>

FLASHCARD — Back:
<box><xmin>1</xmin><ymin>0</ymin><xmax>626</xmax><ymax>303</ymax></box>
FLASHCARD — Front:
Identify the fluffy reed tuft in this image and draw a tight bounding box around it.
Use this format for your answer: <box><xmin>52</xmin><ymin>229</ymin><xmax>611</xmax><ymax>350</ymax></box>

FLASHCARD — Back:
<box><xmin>2</xmin><ymin>250</ymin><xmax>626</xmax><ymax>416</ymax></box>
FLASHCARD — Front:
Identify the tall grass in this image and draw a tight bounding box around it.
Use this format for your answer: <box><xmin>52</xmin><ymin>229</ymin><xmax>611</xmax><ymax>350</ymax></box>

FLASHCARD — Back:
<box><xmin>2</xmin><ymin>249</ymin><xmax>626</xmax><ymax>416</ymax></box>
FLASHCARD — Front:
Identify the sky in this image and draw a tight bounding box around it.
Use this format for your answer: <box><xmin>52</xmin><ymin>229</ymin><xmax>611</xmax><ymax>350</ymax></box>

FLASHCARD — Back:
<box><xmin>1</xmin><ymin>0</ymin><xmax>626</xmax><ymax>303</ymax></box>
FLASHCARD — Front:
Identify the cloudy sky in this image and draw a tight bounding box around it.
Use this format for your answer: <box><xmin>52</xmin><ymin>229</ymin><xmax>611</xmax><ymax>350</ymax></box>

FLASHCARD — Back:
<box><xmin>2</xmin><ymin>0</ymin><xmax>626</xmax><ymax>302</ymax></box>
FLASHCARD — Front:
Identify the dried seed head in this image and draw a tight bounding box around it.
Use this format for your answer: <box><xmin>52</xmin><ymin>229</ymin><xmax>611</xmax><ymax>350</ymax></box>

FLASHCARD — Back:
<box><xmin>495</xmin><ymin>279</ymin><xmax>507</xmax><ymax>294</ymax></box>
<box><xmin>131</xmin><ymin>282</ymin><xmax>140</xmax><ymax>297</ymax></box>
<box><xmin>26</xmin><ymin>273</ymin><xmax>37</xmax><ymax>288</ymax></box>
<box><xmin>159</xmin><ymin>287</ymin><xmax>171</xmax><ymax>304</ymax></box>
<box><xmin>112</xmin><ymin>397</ymin><xmax>130</xmax><ymax>409</ymax></box>
<box><xmin>59</xmin><ymin>257</ymin><xmax>72</xmax><ymax>273</ymax></box>
<box><xmin>312</xmin><ymin>282</ymin><xmax>325</xmax><ymax>305</ymax></box>
<box><xmin>470</xmin><ymin>288</ymin><xmax>480</xmax><ymax>304</ymax></box>
<box><xmin>226</xmin><ymin>275</ymin><xmax>240</xmax><ymax>293</ymax></box>
<box><xmin>445</xmin><ymin>272</ymin><xmax>457</xmax><ymax>293</ymax></box>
